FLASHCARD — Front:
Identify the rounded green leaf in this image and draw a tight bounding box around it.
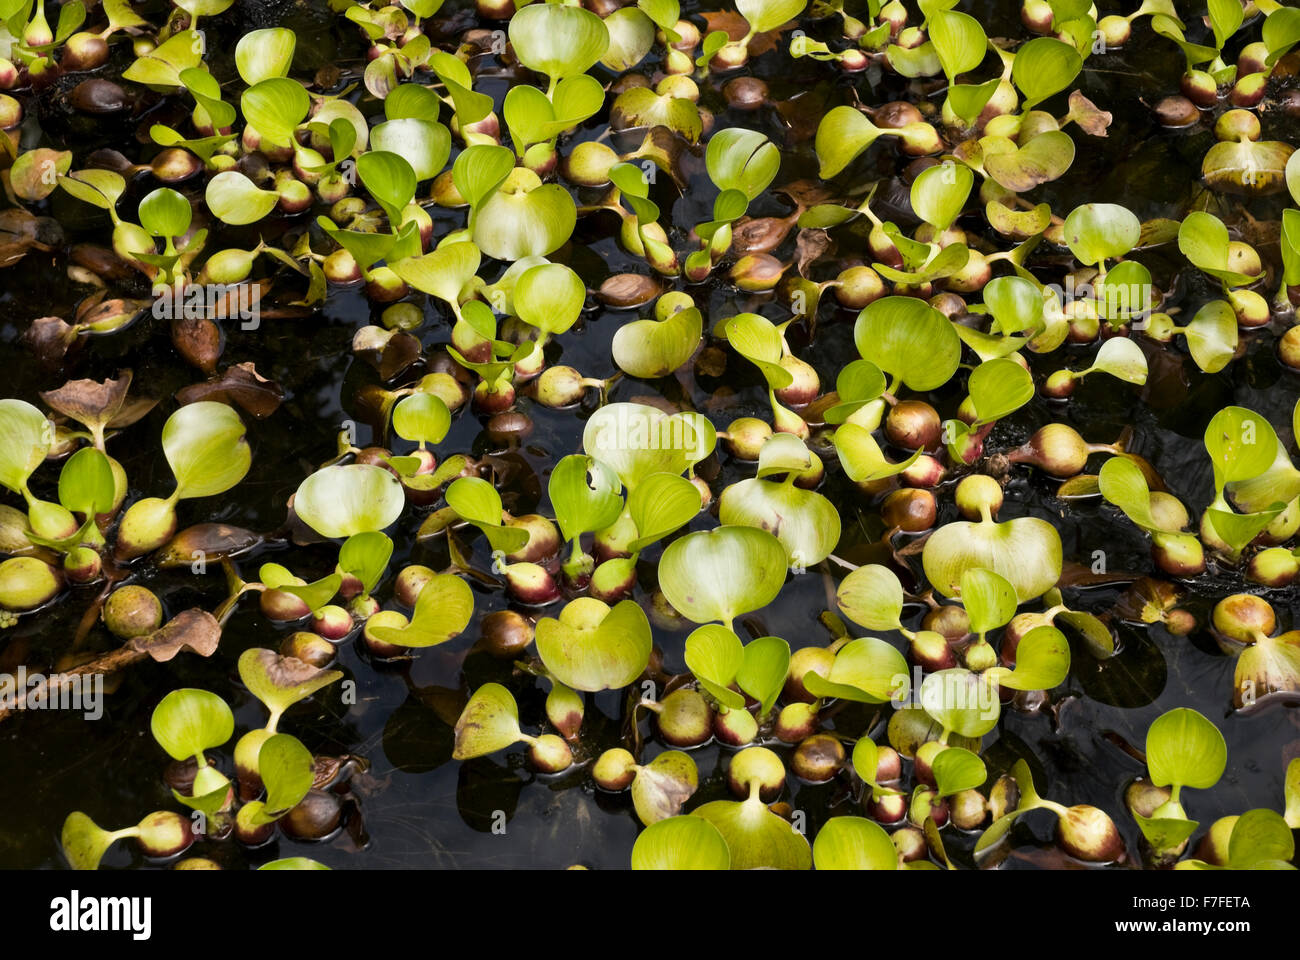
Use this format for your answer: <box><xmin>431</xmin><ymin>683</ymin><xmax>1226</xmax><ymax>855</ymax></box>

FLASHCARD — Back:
<box><xmin>736</xmin><ymin>0</ymin><xmax>806</xmax><ymax>33</ymax></box>
<box><xmin>803</xmin><ymin>636</ymin><xmax>909</xmax><ymax>704</ymax></box>
<box><xmin>1062</xmin><ymin>203</ymin><xmax>1140</xmax><ymax>266</ymax></box>
<box><xmin>693</xmin><ymin>794</ymin><xmax>811</xmax><ymax>870</ymax></box>
<box><xmin>737</xmin><ymin>635</ymin><xmax>790</xmax><ymax>718</ymax></box>
<box><xmin>966</xmin><ymin>357</ymin><xmax>1034</xmax><ymax>424</ymax></box>
<box><xmin>370</xmin><ymin>119</ymin><xmax>451</xmax><ymax>182</ymax></box>
<box><xmin>960</xmin><ymin>567</ymin><xmax>1018</xmax><ymax>635</ymax></box>
<box><xmin>452</xmin><ymin>682</ymin><xmax>524</xmax><ymax>760</ymax></box>
<box><xmin>255</xmin><ymin>733</ymin><xmax>315</xmax><ymax>821</ymax></box>
<box><xmin>1087</xmin><ymin>336</ymin><xmax>1148</xmax><ymax>385</ymax></box>
<box><xmin>549</xmin><ymin>455</ymin><xmax>624</xmax><ymax>543</ymax></box>
<box><xmin>658</xmin><ymin>526</ymin><xmax>788</xmax><ymax>626</ymax></box>
<box><xmin>0</xmin><ymin>400</ymin><xmax>52</xmax><ymax>495</ymax></box>
<box><xmin>240</xmin><ymin>77</ymin><xmax>310</xmax><ymax>145</ymax></box>
<box><xmin>205</xmin><ymin>171</ymin><xmax>279</xmax><ymax>226</ymax></box>
<box><xmin>931</xmin><ymin>746</ymin><xmax>988</xmax><ymax>798</ymax></box>
<box><xmin>582</xmin><ymin>403</ymin><xmax>706</xmax><ymax>489</ymax></box>
<box><xmin>813</xmin><ymin>816</ymin><xmax>898</xmax><ymax>870</ymax></box>
<box><xmin>719</xmin><ymin>477</ymin><xmax>840</xmax><ymax>568</ymax></box>
<box><xmin>393</xmin><ymin>393</ymin><xmax>451</xmax><ymax>446</ymax></box>
<box><xmin>854</xmin><ymin>297</ymin><xmax>961</xmax><ymax>391</ymax></box>
<box><xmin>923</xmin><ymin>513</ymin><xmax>1062</xmax><ymax>603</ymax></box>
<box><xmin>235</xmin><ymin>27</ymin><xmax>296</xmax><ymax>85</ymax></box>
<box><xmin>367</xmin><ymin>573</ymin><xmax>474</xmax><ymax>648</ymax></box>
<box><xmin>612</xmin><ymin>307</ymin><xmax>703</xmax><ymax>379</ymax></box>
<box><xmin>293</xmin><ymin>463</ymin><xmax>406</xmax><ymax>538</ymax></box>
<box><xmin>473</xmin><ymin>182</ymin><xmax>576</xmax><ymax>261</ymax></box>
<box><xmin>138</xmin><ymin>187</ymin><xmax>192</xmax><ymax>239</ymax></box>
<box><xmin>1145</xmin><ymin>707</ymin><xmax>1227</xmax><ymax>793</ymax></box>
<box><xmin>163</xmin><ymin>401</ymin><xmax>250</xmax><ymax>500</ymax></box>
<box><xmin>632</xmin><ymin>815</ymin><xmax>731</xmax><ymax>869</ymax></box>
<box><xmin>911</xmin><ymin>160</ymin><xmax>973</xmax><ymax>231</ymax></box>
<box><xmin>1012</xmin><ymin>36</ymin><xmax>1082</xmax><ymax>109</ymax></box>
<box><xmin>628</xmin><ymin>472</ymin><xmax>701</xmax><ymax>552</ymax></box>
<box><xmin>514</xmin><ymin>262</ymin><xmax>585</xmax><ymax>337</ymax></box>
<box><xmin>685</xmin><ymin>624</ymin><xmax>746</xmax><ymax>709</ymax></box>
<box><xmin>536</xmin><ymin>598</ymin><xmax>652</xmax><ymax>692</ymax></box>
<box><xmin>58</xmin><ymin>447</ymin><xmax>115</xmax><ymax>517</ymax></box>
<box><xmin>836</xmin><ymin>564</ymin><xmax>904</xmax><ymax>631</ymax></box>
<box><xmin>508</xmin><ymin>3</ymin><xmax>609</xmax><ymax>80</ymax></box>
<box><xmin>150</xmin><ymin>688</ymin><xmax>234</xmax><ymax>762</ymax></box>
<box><xmin>989</xmin><ymin>624</ymin><xmax>1070</xmax><ymax>691</ymax></box>
<box><xmin>919</xmin><ymin>669</ymin><xmax>1000</xmax><ymax>738</ymax></box>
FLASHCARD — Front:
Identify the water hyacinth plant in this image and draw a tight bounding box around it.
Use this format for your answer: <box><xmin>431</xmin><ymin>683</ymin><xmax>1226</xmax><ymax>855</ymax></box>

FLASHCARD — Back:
<box><xmin>0</xmin><ymin>0</ymin><xmax>1295</xmax><ymax>888</ymax></box>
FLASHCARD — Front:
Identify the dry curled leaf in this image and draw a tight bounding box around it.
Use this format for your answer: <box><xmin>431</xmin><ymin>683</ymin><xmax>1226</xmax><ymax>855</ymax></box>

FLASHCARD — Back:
<box><xmin>129</xmin><ymin>609</ymin><xmax>222</xmax><ymax>663</ymax></box>
<box><xmin>176</xmin><ymin>362</ymin><xmax>284</xmax><ymax>419</ymax></box>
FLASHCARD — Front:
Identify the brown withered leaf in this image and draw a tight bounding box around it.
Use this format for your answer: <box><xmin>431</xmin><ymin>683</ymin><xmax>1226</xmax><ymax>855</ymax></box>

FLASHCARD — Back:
<box><xmin>242</xmin><ymin>647</ymin><xmax>343</xmax><ymax>699</ymax></box>
<box><xmin>130</xmin><ymin>609</ymin><xmax>222</xmax><ymax>663</ymax></box>
<box><xmin>795</xmin><ymin>227</ymin><xmax>834</xmax><ymax>276</ymax></box>
<box><xmin>176</xmin><ymin>362</ymin><xmax>284</xmax><ymax>419</ymax></box>
<box><xmin>171</xmin><ymin>315</ymin><xmax>222</xmax><ymax>374</ymax></box>
<box><xmin>24</xmin><ymin>316</ymin><xmax>79</xmax><ymax>363</ymax></box>
<box><xmin>777</xmin><ymin>180</ymin><xmax>835</xmax><ymax>211</ymax></box>
<box><xmin>153</xmin><ymin>523</ymin><xmax>263</xmax><ymax>567</ymax></box>
<box><xmin>1065</xmin><ymin>90</ymin><xmax>1112</xmax><ymax>137</ymax></box>
<box><xmin>41</xmin><ymin>372</ymin><xmax>133</xmax><ymax>435</ymax></box>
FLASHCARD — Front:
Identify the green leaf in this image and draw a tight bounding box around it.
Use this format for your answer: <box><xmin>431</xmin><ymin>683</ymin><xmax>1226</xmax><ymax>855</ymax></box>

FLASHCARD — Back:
<box><xmin>138</xmin><ymin>188</ymin><xmax>192</xmax><ymax>239</ymax></box>
<box><xmin>736</xmin><ymin>635</ymin><xmax>790</xmax><ymax>718</ymax></box>
<box><xmin>929</xmin><ymin>9</ymin><xmax>986</xmax><ymax>82</ymax></box>
<box><xmin>804</xmin><ymin>636</ymin><xmax>909</xmax><ymax>704</ymax></box>
<box><xmin>1063</xmin><ymin>203</ymin><xmax>1139</xmax><ymax>266</ymax></box>
<box><xmin>536</xmin><ymin>598</ymin><xmax>652</xmax><ymax>692</ymax></box>
<box><xmin>549</xmin><ymin>455</ymin><xmax>624</xmax><ymax>544</ymax></box>
<box><xmin>453</xmin><ymin>683</ymin><xmax>524</xmax><ymax>759</ymax></box>
<box><xmin>368</xmin><ymin>573</ymin><xmax>474</xmax><ymax>648</ymax></box>
<box><xmin>1085</xmin><ymin>336</ymin><xmax>1148</xmax><ymax>385</ymax></box>
<box><xmin>1204</xmin><ymin>406</ymin><xmax>1279</xmax><ymax>495</ymax></box>
<box><xmin>1178</xmin><ymin>211</ymin><xmax>1265</xmax><ymax>288</ymax></box>
<box><xmin>151</xmin><ymin>688</ymin><xmax>233</xmax><ymax>762</ymax></box>
<box><xmin>163</xmin><ymin>401</ymin><xmax>250</xmax><ymax>500</ymax></box>
<box><xmin>240</xmin><ymin>77</ymin><xmax>310</xmax><ymax>146</ymax></box>
<box><xmin>836</xmin><ymin>564</ymin><xmax>905</xmax><ymax>631</ymax></box>
<box><xmin>922</xmin><ymin>514</ymin><xmax>1063</xmax><ymax>602</ymax></box>
<box><xmin>293</xmin><ymin>463</ymin><xmax>406</xmax><ymax>538</ymax></box>
<box><xmin>254</xmin><ymin>734</ymin><xmax>315</xmax><ymax>821</ymax></box>
<box><xmin>58</xmin><ymin>447</ymin><xmax>115</xmax><ymax>517</ymax></box>
<box><xmin>338</xmin><ymin>531</ymin><xmax>393</xmax><ymax>596</ymax></box>
<box><xmin>1145</xmin><ymin>707</ymin><xmax>1226</xmax><ymax>793</ymax></box>
<box><xmin>966</xmin><ymin>357</ymin><xmax>1033</xmax><ymax>424</ymax></box>
<box><xmin>508</xmin><ymin>3</ymin><xmax>610</xmax><ymax>80</ymax></box>
<box><xmin>1227</xmin><ymin>808</ymin><xmax>1296</xmax><ymax>869</ymax></box>
<box><xmin>612</xmin><ymin>306</ymin><xmax>703</xmax><ymax>379</ymax></box>
<box><xmin>919</xmin><ymin>669</ymin><xmax>1000</xmax><ymax>737</ymax></box>
<box><xmin>1012</xmin><ymin>36</ymin><xmax>1082</xmax><ymax>109</ymax></box>
<box><xmin>988</xmin><ymin>625</ymin><xmax>1070</xmax><ymax>691</ymax></box>
<box><xmin>813</xmin><ymin>816</ymin><xmax>897</xmax><ymax>869</ymax></box>
<box><xmin>931</xmin><ymin>746</ymin><xmax>987</xmax><ymax>798</ymax></box>
<box><xmin>205</xmin><ymin>171</ymin><xmax>279</xmax><ymax>226</ymax></box>
<box><xmin>628</xmin><ymin>472</ymin><xmax>701</xmax><ymax>552</ymax></box>
<box><xmin>370</xmin><ymin>119</ymin><xmax>451</xmax><ymax>182</ymax></box>
<box><xmin>658</xmin><ymin>526</ymin><xmax>788</xmax><ymax>626</ymax></box>
<box><xmin>685</xmin><ymin>623</ymin><xmax>746</xmax><ymax>709</ymax></box>
<box><xmin>514</xmin><ymin>262</ymin><xmax>585</xmax><ymax>337</ymax></box>
<box><xmin>692</xmin><ymin>794</ymin><xmax>811</xmax><ymax>870</ymax></box>
<box><xmin>960</xmin><ymin>567</ymin><xmax>1018</xmax><ymax>635</ymax></box>
<box><xmin>235</xmin><ymin>27</ymin><xmax>296</xmax><ymax>85</ymax></box>
<box><xmin>0</xmin><ymin>400</ymin><xmax>51</xmax><ymax>496</ymax></box>
<box><xmin>632</xmin><ymin>815</ymin><xmax>730</xmax><ymax>869</ymax></box>
<box><xmin>815</xmin><ymin>106</ymin><xmax>887</xmax><ymax>178</ymax></box>
<box><xmin>392</xmin><ymin>393</ymin><xmax>451</xmax><ymax>446</ymax></box>
<box><xmin>725</xmin><ymin>313</ymin><xmax>794</xmax><ymax>389</ymax></box>
<box><xmin>854</xmin><ymin>297</ymin><xmax>961</xmax><ymax>391</ymax></box>
<box><xmin>391</xmin><ymin>240</ymin><xmax>480</xmax><ymax>309</ymax></box>
<box><xmin>910</xmin><ymin>161</ymin><xmax>974</xmax><ymax>231</ymax></box>
<box><xmin>356</xmin><ymin>151</ymin><xmax>418</xmax><ymax>224</ymax></box>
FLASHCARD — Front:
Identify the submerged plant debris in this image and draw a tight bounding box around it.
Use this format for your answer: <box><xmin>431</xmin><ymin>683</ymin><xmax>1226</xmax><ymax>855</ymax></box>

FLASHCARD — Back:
<box><xmin>0</xmin><ymin>0</ymin><xmax>1299</xmax><ymax>872</ymax></box>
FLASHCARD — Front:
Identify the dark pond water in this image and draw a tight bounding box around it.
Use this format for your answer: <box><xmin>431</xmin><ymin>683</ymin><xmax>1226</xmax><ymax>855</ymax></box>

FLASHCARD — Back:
<box><xmin>1</xmin><ymin>0</ymin><xmax>1298</xmax><ymax>869</ymax></box>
